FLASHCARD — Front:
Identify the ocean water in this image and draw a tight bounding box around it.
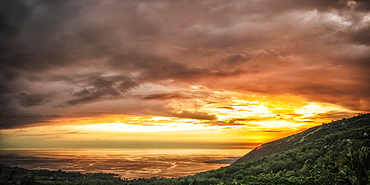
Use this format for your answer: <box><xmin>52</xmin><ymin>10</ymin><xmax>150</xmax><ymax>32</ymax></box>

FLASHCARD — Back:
<box><xmin>0</xmin><ymin>148</ymin><xmax>250</xmax><ymax>179</ymax></box>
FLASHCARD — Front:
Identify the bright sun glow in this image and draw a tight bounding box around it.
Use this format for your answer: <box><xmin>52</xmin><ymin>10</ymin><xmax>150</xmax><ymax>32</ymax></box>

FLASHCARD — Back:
<box><xmin>0</xmin><ymin>91</ymin><xmax>356</xmax><ymax>149</ymax></box>
<box><xmin>255</xmin><ymin>120</ymin><xmax>304</xmax><ymax>129</ymax></box>
<box><xmin>295</xmin><ymin>103</ymin><xmax>326</xmax><ymax>117</ymax></box>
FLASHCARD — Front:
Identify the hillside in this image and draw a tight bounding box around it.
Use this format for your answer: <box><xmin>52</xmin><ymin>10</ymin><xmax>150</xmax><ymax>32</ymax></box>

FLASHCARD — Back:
<box><xmin>235</xmin><ymin>113</ymin><xmax>370</xmax><ymax>164</ymax></box>
<box><xmin>1</xmin><ymin>113</ymin><xmax>370</xmax><ymax>185</ymax></box>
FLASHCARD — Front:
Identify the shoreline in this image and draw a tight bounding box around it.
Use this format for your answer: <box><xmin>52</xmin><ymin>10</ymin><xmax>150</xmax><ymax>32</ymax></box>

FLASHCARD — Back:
<box><xmin>203</xmin><ymin>157</ymin><xmax>241</xmax><ymax>164</ymax></box>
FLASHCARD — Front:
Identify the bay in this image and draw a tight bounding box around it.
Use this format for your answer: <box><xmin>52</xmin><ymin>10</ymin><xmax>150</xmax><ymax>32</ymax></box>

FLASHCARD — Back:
<box><xmin>0</xmin><ymin>148</ymin><xmax>250</xmax><ymax>179</ymax></box>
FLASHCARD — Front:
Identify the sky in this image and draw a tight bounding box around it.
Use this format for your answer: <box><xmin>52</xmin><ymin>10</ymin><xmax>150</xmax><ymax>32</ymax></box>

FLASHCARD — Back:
<box><xmin>0</xmin><ymin>0</ymin><xmax>369</xmax><ymax>149</ymax></box>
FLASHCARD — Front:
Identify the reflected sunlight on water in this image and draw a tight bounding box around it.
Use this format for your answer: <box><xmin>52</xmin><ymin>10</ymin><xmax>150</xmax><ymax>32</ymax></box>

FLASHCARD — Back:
<box><xmin>0</xmin><ymin>148</ymin><xmax>251</xmax><ymax>179</ymax></box>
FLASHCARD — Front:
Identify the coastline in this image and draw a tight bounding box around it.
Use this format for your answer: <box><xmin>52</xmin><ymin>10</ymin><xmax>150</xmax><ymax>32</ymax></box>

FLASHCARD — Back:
<box><xmin>0</xmin><ymin>148</ymin><xmax>249</xmax><ymax>179</ymax></box>
<box><xmin>203</xmin><ymin>157</ymin><xmax>241</xmax><ymax>164</ymax></box>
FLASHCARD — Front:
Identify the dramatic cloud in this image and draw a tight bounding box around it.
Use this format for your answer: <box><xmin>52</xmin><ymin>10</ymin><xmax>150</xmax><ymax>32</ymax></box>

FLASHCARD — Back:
<box><xmin>143</xmin><ymin>93</ymin><xmax>189</xmax><ymax>100</ymax></box>
<box><xmin>1</xmin><ymin>0</ymin><xmax>369</xmax><ymax>129</ymax></box>
<box><xmin>63</xmin><ymin>75</ymin><xmax>138</xmax><ymax>106</ymax></box>
<box><xmin>16</xmin><ymin>92</ymin><xmax>54</xmax><ymax>107</ymax></box>
<box><xmin>170</xmin><ymin>111</ymin><xmax>217</xmax><ymax>121</ymax></box>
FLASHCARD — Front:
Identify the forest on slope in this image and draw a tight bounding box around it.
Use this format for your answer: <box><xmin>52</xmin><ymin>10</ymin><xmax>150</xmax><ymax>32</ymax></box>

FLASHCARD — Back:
<box><xmin>1</xmin><ymin>113</ymin><xmax>370</xmax><ymax>185</ymax></box>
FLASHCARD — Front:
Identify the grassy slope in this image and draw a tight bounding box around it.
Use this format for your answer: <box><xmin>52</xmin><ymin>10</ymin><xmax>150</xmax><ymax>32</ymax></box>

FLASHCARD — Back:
<box><xmin>235</xmin><ymin>113</ymin><xmax>370</xmax><ymax>164</ymax></box>
<box><xmin>1</xmin><ymin>113</ymin><xmax>370</xmax><ymax>185</ymax></box>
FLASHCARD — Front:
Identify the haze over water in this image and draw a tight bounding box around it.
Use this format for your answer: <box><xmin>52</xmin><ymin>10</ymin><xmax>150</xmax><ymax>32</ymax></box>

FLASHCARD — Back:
<box><xmin>0</xmin><ymin>148</ymin><xmax>250</xmax><ymax>179</ymax></box>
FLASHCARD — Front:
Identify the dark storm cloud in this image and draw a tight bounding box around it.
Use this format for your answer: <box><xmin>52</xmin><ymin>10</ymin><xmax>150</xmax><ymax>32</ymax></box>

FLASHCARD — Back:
<box><xmin>64</xmin><ymin>75</ymin><xmax>138</xmax><ymax>106</ymax></box>
<box><xmin>143</xmin><ymin>93</ymin><xmax>189</xmax><ymax>100</ymax></box>
<box><xmin>0</xmin><ymin>1</ymin><xmax>87</xmax><ymax>73</ymax></box>
<box><xmin>170</xmin><ymin>111</ymin><xmax>217</xmax><ymax>120</ymax></box>
<box><xmin>109</xmin><ymin>53</ymin><xmax>207</xmax><ymax>81</ymax></box>
<box><xmin>259</xmin><ymin>130</ymin><xmax>283</xmax><ymax>133</ymax></box>
<box><xmin>351</xmin><ymin>24</ymin><xmax>370</xmax><ymax>45</ymax></box>
<box><xmin>248</xmin><ymin>0</ymin><xmax>370</xmax><ymax>13</ymax></box>
<box><xmin>0</xmin><ymin>0</ymin><xmax>369</xmax><ymax>129</ymax></box>
<box><xmin>0</xmin><ymin>0</ymin><xmax>31</xmax><ymax>51</ymax></box>
<box><xmin>293</xmin><ymin>81</ymin><xmax>370</xmax><ymax>111</ymax></box>
<box><xmin>315</xmin><ymin>111</ymin><xmax>356</xmax><ymax>120</ymax></box>
<box><xmin>9</xmin><ymin>130</ymin><xmax>88</xmax><ymax>138</ymax></box>
<box><xmin>205</xmin><ymin>117</ymin><xmax>282</xmax><ymax>127</ymax></box>
<box><xmin>0</xmin><ymin>112</ymin><xmax>60</xmax><ymax>129</ymax></box>
<box><xmin>16</xmin><ymin>92</ymin><xmax>53</xmax><ymax>107</ymax></box>
<box><xmin>224</xmin><ymin>54</ymin><xmax>251</xmax><ymax>65</ymax></box>
<box><xmin>201</xmin><ymin>118</ymin><xmax>265</xmax><ymax>127</ymax></box>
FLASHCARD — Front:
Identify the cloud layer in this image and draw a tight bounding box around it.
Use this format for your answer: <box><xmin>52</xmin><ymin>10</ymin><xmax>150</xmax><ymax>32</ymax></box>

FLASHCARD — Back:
<box><xmin>1</xmin><ymin>0</ymin><xmax>369</xmax><ymax>129</ymax></box>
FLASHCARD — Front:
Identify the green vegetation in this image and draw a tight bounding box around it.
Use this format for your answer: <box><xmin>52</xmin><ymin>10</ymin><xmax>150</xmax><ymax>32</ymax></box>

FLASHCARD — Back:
<box><xmin>1</xmin><ymin>113</ymin><xmax>370</xmax><ymax>185</ymax></box>
<box><xmin>0</xmin><ymin>165</ymin><xmax>122</xmax><ymax>185</ymax></box>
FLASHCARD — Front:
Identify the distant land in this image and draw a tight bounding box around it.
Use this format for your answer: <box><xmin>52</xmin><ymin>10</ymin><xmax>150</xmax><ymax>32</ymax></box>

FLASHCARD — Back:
<box><xmin>204</xmin><ymin>157</ymin><xmax>241</xmax><ymax>164</ymax></box>
<box><xmin>1</xmin><ymin>113</ymin><xmax>369</xmax><ymax>185</ymax></box>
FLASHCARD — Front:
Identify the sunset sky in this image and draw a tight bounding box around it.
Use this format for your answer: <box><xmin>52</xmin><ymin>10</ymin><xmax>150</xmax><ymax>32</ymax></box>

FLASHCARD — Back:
<box><xmin>1</xmin><ymin>0</ymin><xmax>369</xmax><ymax>149</ymax></box>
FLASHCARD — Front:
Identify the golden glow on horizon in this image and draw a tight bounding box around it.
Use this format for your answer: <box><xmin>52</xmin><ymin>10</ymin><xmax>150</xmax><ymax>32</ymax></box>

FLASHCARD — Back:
<box><xmin>73</xmin><ymin>122</ymin><xmax>223</xmax><ymax>132</ymax></box>
<box><xmin>254</xmin><ymin>120</ymin><xmax>304</xmax><ymax>129</ymax></box>
<box><xmin>0</xmin><ymin>91</ymin><xmax>357</xmax><ymax>149</ymax></box>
